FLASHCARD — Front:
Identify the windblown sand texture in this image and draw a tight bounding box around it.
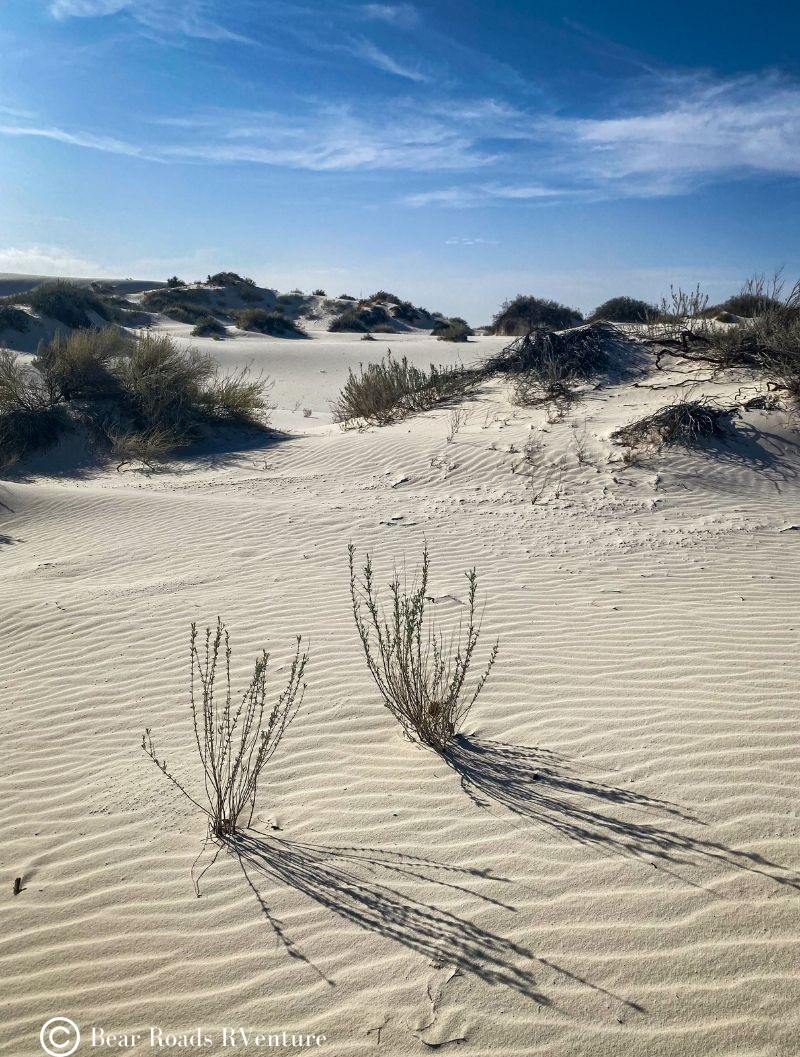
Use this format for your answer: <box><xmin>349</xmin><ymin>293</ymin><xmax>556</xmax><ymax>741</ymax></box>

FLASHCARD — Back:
<box><xmin>2</xmin><ymin>320</ymin><xmax>799</xmax><ymax>1055</ymax></box>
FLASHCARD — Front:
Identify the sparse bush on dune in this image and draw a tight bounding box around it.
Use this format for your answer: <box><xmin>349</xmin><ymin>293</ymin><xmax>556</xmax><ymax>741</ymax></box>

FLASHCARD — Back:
<box><xmin>348</xmin><ymin>544</ymin><xmax>498</xmax><ymax>754</ymax></box>
<box><xmin>232</xmin><ymin>307</ymin><xmax>307</xmax><ymax>338</ymax></box>
<box><xmin>368</xmin><ymin>290</ymin><xmax>402</xmax><ymax>305</ymax></box>
<box><xmin>191</xmin><ymin>316</ymin><xmax>227</xmax><ymax>338</ymax></box>
<box><xmin>141</xmin><ymin>288</ymin><xmax>213</xmax><ymax>324</ymax></box>
<box><xmin>612</xmin><ymin>398</ymin><xmax>735</xmax><ymax>451</ymax></box>
<box><xmin>0</xmin><ymin>305</ymin><xmax>31</xmax><ymax>333</ymax></box>
<box><xmin>332</xmin><ymin>351</ymin><xmax>477</xmax><ymax>426</ymax></box>
<box><xmin>108</xmin><ymin>425</ymin><xmax>183</xmax><ymax>470</ymax></box>
<box><xmin>589</xmin><ymin>296</ymin><xmax>655</xmax><ymax>324</ymax></box>
<box><xmin>491</xmin><ymin>295</ymin><xmax>583</xmax><ymax>336</ymax></box>
<box><xmin>166</xmin><ymin>276</ymin><xmax>185</xmax><ymax>289</ymax></box>
<box><xmin>143</xmin><ymin>619</ymin><xmax>308</xmax><ymax>851</ymax></box>
<box><xmin>312</xmin><ymin>288</ymin><xmax>326</xmax><ymax>296</ymax></box>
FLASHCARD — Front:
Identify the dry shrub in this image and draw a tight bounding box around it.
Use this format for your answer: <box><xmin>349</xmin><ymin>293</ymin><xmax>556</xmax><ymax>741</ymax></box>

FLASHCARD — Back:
<box><xmin>612</xmin><ymin>398</ymin><xmax>735</xmax><ymax>451</ymax></box>
<box><xmin>24</xmin><ymin>280</ymin><xmax>110</xmax><ymax>328</ymax></box>
<box><xmin>143</xmin><ymin>620</ymin><xmax>308</xmax><ymax>844</ymax></box>
<box><xmin>0</xmin><ymin>349</ymin><xmax>66</xmax><ymax>467</ymax></box>
<box><xmin>34</xmin><ymin>327</ymin><xmax>133</xmax><ymax>400</ymax></box>
<box><xmin>332</xmin><ymin>352</ymin><xmax>477</xmax><ymax>426</ymax></box>
<box><xmin>348</xmin><ymin>544</ymin><xmax>498</xmax><ymax>753</ymax></box>
<box><xmin>232</xmin><ymin>308</ymin><xmax>307</xmax><ymax>338</ymax></box>
<box><xmin>108</xmin><ymin>426</ymin><xmax>182</xmax><ymax>470</ymax></box>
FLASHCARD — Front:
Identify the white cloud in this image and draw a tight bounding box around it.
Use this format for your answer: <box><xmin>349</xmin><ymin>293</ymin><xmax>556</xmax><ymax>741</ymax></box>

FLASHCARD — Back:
<box><xmin>348</xmin><ymin>37</ymin><xmax>428</xmax><ymax>81</ymax></box>
<box><xmin>0</xmin><ymin>122</ymin><xmax>154</xmax><ymax>159</ymax></box>
<box><xmin>0</xmin><ymin>245</ymin><xmax>104</xmax><ymax>276</ymax></box>
<box><xmin>361</xmin><ymin>4</ymin><xmax>419</xmax><ymax>27</ymax></box>
<box><xmin>406</xmin><ymin>183</ymin><xmax>566</xmax><ymax>207</ymax></box>
<box><xmin>48</xmin><ymin>0</ymin><xmax>250</xmax><ymax>43</ymax></box>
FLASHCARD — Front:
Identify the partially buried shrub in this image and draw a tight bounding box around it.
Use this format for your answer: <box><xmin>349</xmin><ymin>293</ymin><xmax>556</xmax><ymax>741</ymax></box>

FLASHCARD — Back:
<box><xmin>142</xmin><ymin>619</ymin><xmax>308</xmax><ymax>844</ymax></box>
<box><xmin>612</xmin><ymin>398</ymin><xmax>735</xmax><ymax>451</ymax></box>
<box><xmin>332</xmin><ymin>352</ymin><xmax>476</xmax><ymax>426</ymax></box>
<box><xmin>191</xmin><ymin>316</ymin><xmax>227</xmax><ymax>338</ymax></box>
<box><xmin>348</xmin><ymin>544</ymin><xmax>498</xmax><ymax>754</ymax></box>
<box><xmin>232</xmin><ymin>308</ymin><xmax>307</xmax><ymax>338</ymax></box>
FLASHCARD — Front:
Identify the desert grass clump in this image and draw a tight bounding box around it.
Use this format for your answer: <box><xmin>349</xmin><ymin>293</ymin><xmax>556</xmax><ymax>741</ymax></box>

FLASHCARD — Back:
<box><xmin>108</xmin><ymin>426</ymin><xmax>182</xmax><ymax>470</ymax></box>
<box><xmin>332</xmin><ymin>352</ymin><xmax>477</xmax><ymax>427</ymax></box>
<box><xmin>143</xmin><ymin>620</ymin><xmax>308</xmax><ymax>841</ymax></box>
<box><xmin>348</xmin><ymin>544</ymin><xmax>498</xmax><ymax>753</ymax></box>
<box><xmin>611</xmin><ymin>397</ymin><xmax>734</xmax><ymax>451</ymax></box>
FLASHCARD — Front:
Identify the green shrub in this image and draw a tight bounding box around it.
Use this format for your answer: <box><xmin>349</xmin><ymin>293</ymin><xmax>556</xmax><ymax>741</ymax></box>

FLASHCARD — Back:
<box><xmin>332</xmin><ymin>352</ymin><xmax>477</xmax><ymax>426</ymax></box>
<box><xmin>232</xmin><ymin>308</ymin><xmax>307</xmax><ymax>337</ymax></box>
<box><xmin>0</xmin><ymin>306</ymin><xmax>31</xmax><ymax>333</ymax></box>
<box><xmin>313</xmin><ymin>288</ymin><xmax>326</xmax><ymax>296</ymax></box>
<box><xmin>717</xmin><ymin>292</ymin><xmax>784</xmax><ymax>317</ymax></box>
<box><xmin>368</xmin><ymin>290</ymin><xmax>402</xmax><ymax>305</ymax></box>
<box><xmin>491</xmin><ymin>295</ymin><xmax>582</xmax><ymax>335</ymax></box>
<box><xmin>589</xmin><ymin>296</ymin><xmax>655</xmax><ymax>323</ymax></box>
<box><xmin>166</xmin><ymin>276</ymin><xmax>185</xmax><ymax>289</ymax></box>
<box><xmin>191</xmin><ymin>316</ymin><xmax>227</xmax><ymax>338</ymax></box>
<box><xmin>26</xmin><ymin>281</ymin><xmax>110</xmax><ymax>328</ymax></box>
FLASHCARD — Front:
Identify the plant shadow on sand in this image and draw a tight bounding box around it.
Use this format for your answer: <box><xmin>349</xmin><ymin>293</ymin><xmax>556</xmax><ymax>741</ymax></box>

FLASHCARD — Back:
<box><xmin>222</xmin><ymin>832</ymin><xmax>642</xmax><ymax>1011</ymax></box>
<box><xmin>444</xmin><ymin>737</ymin><xmax>800</xmax><ymax>891</ymax></box>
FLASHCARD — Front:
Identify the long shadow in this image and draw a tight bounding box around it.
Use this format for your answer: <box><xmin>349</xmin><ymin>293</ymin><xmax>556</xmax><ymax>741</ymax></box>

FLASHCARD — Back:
<box><xmin>226</xmin><ymin>832</ymin><xmax>548</xmax><ymax>1001</ymax></box>
<box><xmin>445</xmin><ymin>738</ymin><xmax>800</xmax><ymax>890</ymax></box>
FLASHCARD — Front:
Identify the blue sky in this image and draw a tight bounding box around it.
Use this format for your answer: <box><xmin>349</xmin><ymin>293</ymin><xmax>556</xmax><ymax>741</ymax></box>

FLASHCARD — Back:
<box><xmin>1</xmin><ymin>0</ymin><xmax>799</xmax><ymax>322</ymax></box>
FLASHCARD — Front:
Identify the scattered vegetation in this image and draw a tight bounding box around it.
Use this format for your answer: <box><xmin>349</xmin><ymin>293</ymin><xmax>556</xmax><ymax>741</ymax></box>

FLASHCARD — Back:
<box><xmin>348</xmin><ymin>544</ymin><xmax>498</xmax><ymax>754</ymax></box>
<box><xmin>312</xmin><ymin>288</ymin><xmax>326</xmax><ymax>296</ymax></box>
<box><xmin>166</xmin><ymin>276</ymin><xmax>185</xmax><ymax>288</ymax></box>
<box><xmin>332</xmin><ymin>351</ymin><xmax>477</xmax><ymax>426</ymax></box>
<box><xmin>142</xmin><ymin>619</ymin><xmax>308</xmax><ymax>843</ymax></box>
<box><xmin>491</xmin><ymin>295</ymin><xmax>583</xmax><ymax>336</ymax></box>
<box><xmin>232</xmin><ymin>308</ymin><xmax>307</xmax><ymax>338</ymax></box>
<box><xmin>612</xmin><ymin>398</ymin><xmax>735</xmax><ymax>451</ymax></box>
<box><xmin>0</xmin><ymin>349</ymin><xmax>67</xmax><ymax>466</ymax></box>
<box><xmin>33</xmin><ymin>327</ymin><xmax>133</xmax><ymax>401</ymax></box>
<box><xmin>141</xmin><ymin>288</ymin><xmax>212</xmax><ymax>324</ymax></box>
<box><xmin>589</xmin><ymin>296</ymin><xmax>655</xmax><ymax>323</ymax></box>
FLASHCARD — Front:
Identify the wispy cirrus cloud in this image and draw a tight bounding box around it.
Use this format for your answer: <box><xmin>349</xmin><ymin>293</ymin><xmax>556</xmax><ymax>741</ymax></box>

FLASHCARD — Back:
<box><xmin>361</xmin><ymin>3</ymin><xmax>419</xmax><ymax>28</ymax></box>
<box><xmin>48</xmin><ymin>0</ymin><xmax>251</xmax><ymax>43</ymax></box>
<box><xmin>347</xmin><ymin>36</ymin><xmax>429</xmax><ymax>81</ymax></box>
<box><xmin>0</xmin><ymin>121</ymin><xmax>154</xmax><ymax>158</ymax></box>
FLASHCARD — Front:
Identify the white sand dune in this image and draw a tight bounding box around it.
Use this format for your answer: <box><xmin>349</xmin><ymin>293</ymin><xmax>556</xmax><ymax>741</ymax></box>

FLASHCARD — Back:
<box><xmin>1</xmin><ymin>330</ymin><xmax>799</xmax><ymax>1056</ymax></box>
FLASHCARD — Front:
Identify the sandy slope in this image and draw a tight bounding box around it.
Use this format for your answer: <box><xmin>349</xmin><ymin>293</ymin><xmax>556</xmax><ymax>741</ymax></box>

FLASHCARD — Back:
<box><xmin>1</xmin><ymin>332</ymin><xmax>799</xmax><ymax>1056</ymax></box>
